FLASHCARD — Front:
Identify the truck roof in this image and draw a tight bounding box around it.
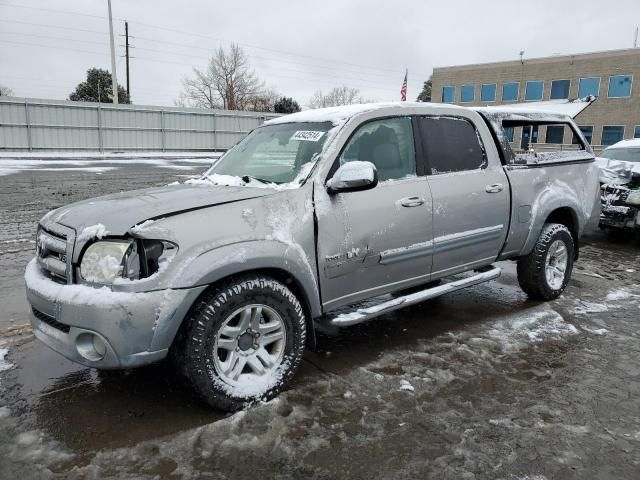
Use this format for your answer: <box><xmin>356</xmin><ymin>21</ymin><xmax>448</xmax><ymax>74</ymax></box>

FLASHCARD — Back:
<box><xmin>263</xmin><ymin>102</ymin><xmax>468</xmax><ymax>126</ymax></box>
<box><xmin>263</xmin><ymin>100</ymin><xmax>587</xmax><ymax>127</ymax></box>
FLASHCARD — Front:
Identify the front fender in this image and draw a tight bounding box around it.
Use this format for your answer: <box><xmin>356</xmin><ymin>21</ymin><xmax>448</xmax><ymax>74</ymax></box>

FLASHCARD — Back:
<box><xmin>169</xmin><ymin>240</ymin><xmax>321</xmax><ymax>317</ymax></box>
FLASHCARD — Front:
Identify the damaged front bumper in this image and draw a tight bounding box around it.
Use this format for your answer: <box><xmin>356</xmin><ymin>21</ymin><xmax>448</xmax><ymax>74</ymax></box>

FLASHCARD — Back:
<box><xmin>25</xmin><ymin>259</ymin><xmax>205</xmax><ymax>369</ymax></box>
<box><xmin>599</xmin><ymin>184</ymin><xmax>640</xmax><ymax>230</ymax></box>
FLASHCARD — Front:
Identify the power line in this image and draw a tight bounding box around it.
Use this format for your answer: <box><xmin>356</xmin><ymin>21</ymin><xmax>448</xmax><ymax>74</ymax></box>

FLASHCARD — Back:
<box><xmin>0</xmin><ymin>38</ymin><xmax>107</xmax><ymax>56</ymax></box>
<box><xmin>132</xmin><ymin>56</ymin><xmax>397</xmax><ymax>94</ymax></box>
<box><xmin>0</xmin><ymin>1</ymin><xmax>419</xmax><ymax>78</ymax></box>
<box><xmin>0</xmin><ymin>18</ymin><xmax>109</xmax><ymax>35</ymax></box>
<box><xmin>131</xmin><ymin>34</ymin><xmax>404</xmax><ymax>81</ymax></box>
<box><xmin>129</xmin><ymin>20</ymin><xmax>418</xmax><ymax>77</ymax></box>
<box><xmin>0</xmin><ymin>30</ymin><xmax>107</xmax><ymax>46</ymax></box>
<box><xmin>0</xmin><ymin>1</ymin><xmax>121</xmax><ymax>21</ymax></box>
<box><xmin>132</xmin><ymin>45</ymin><xmax>401</xmax><ymax>89</ymax></box>
<box><xmin>0</xmin><ymin>30</ymin><xmax>402</xmax><ymax>90</ymax></box>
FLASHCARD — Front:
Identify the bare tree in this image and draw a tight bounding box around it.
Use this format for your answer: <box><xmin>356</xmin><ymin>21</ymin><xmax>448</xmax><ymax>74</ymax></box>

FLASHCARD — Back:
<box><xmin>245</xmin><ymin>86</ymin><xmax>280</xmax><ymax>113</ymax></box>
<box><xmin>0</xmin><ymin>84</ymin><xmax>14</xmax><ymax>96</ymax></box>
<box><xmin>308</xmin><ymin>85</ymin><xmax>372</xmax><ymax>109</ymax></box>
<box><xmin>180</xmin><ymin>44</ymin><xmax>264</xmax><ymax>111</ymax></box>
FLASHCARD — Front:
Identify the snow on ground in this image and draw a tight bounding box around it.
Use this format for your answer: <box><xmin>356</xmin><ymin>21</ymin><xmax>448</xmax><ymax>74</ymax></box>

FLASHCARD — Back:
<box><xmin>0</xmin><ymin>347</ymin><xmax>12</xmax><ymax>372</ymax></box>
<box><xmin>0</xmin><ymin>153</ymin><xmax>221</xmax><ymax>176</ymax></box>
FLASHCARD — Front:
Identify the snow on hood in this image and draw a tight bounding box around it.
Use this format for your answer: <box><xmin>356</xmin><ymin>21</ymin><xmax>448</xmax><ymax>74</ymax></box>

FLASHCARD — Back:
<box><xmin>608</xmin><ymin>138</ymin><xmax>640</xmax><ymax>149</ymax></box>
<box><xmin>40</xmin><ymin>183</ymin><xmax>272</xmax><ymax>240</ymax></box>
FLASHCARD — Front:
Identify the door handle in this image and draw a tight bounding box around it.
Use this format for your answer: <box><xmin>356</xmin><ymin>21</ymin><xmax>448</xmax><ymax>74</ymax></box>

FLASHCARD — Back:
<box><xmin>400</xmin><ymin>196</ymin><xmax>425</xmax><ymax>207</ymax></box>
<box><xmin>485</xmin><ymin>183</ymin><xmax>504</xmax><ymax>194</ymax></box>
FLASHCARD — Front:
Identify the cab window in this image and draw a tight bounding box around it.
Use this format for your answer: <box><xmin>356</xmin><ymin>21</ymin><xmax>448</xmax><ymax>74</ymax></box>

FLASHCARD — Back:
<box><xmin>417</xmin><ymin>117</ymin><xmax>487</xmax><ymax>175</ymax></box>
<box><xmin>339</xmin><ymin>117</ymin><xmax>415</xmax><ymax>181</ymax></box>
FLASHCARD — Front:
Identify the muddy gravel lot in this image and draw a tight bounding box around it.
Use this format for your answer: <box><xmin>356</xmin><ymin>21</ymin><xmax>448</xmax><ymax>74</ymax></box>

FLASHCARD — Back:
<box><xmin>1</xmin><ymin>162</ymin><xmax>639</xmax><ymax>479</ymax></box>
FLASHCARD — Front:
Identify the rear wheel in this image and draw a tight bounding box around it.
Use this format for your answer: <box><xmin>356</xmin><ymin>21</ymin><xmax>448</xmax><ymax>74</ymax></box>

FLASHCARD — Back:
<box><xmin>517</xmin><ymin>223</ymin><xmax>574</xmax><ymax>300</ymax></box>
<box><xmin>173</xmin><ymin>275</ymin><xmax>306</xmax><ymax>411</ymax></box>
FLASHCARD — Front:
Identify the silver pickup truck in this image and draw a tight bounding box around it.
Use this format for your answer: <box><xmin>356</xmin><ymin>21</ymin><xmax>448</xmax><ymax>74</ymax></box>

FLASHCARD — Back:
<box><xmin>25</xmin><ymin>103</ymin><xmax>600</xmax><ymax>410</ymax></box>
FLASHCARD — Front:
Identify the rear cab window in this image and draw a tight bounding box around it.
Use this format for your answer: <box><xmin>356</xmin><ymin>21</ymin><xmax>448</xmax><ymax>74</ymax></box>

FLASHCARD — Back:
<box><xmin>416</xmin><ymin>116</ymin><xmax>488</xmax><ymax>175</ymax></box>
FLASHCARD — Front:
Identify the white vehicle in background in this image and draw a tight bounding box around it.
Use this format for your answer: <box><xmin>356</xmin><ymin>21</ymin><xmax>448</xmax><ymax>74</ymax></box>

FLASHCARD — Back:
<box><xmin>597</xmin><ymin>139</ymin><xmax>640</xmax><ymax>232</ymax></box>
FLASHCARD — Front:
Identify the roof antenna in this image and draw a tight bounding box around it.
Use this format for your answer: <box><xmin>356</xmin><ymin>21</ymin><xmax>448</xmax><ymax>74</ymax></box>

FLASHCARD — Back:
<box><xmin>519</xmin><ymin>51</ymin><xmax>525</xmax><ymax>64</ymax></box>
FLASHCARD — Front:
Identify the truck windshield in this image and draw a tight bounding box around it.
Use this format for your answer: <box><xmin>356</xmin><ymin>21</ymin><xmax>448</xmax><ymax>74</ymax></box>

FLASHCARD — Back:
<box><xmin>600</xmin><ymin>148</ymin><xmax>640</xmax><ymax>163</ymax></box>
<box><xmin>206</xmin><ymin>122</ymin><xmax>333</xmax><ymax>184</ymax></box>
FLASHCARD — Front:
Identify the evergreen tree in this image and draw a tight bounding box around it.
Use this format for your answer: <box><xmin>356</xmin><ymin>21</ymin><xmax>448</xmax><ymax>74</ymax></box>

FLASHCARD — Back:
<box><xmin>416</xmin><ymin>76</ymin><xmax>432</xmax><ymax>102</ymax></box>
<box><xmin>274</xmin><ymin>96</ymin><xmax>301</xmax><ymax>114</ymax></box>
<box><xmin>69</xmin><ymin>68</ymin><xmax>130</xmax><ymax>104</ymax></box>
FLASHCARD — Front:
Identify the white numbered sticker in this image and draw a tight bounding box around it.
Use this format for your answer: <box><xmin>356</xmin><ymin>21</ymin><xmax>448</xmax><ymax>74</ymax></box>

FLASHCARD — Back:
<box><xmin>291</xmin><ymin>130</ymin><xmax>325</xmax><ymax>142</ymax></box>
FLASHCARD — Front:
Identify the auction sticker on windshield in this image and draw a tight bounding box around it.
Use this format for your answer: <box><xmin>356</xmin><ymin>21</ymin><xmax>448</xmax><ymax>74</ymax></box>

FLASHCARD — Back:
<box><xmin>291</xmin><ymin>131</ymin><xmax>325</xmax><ymax>142</ymax></box>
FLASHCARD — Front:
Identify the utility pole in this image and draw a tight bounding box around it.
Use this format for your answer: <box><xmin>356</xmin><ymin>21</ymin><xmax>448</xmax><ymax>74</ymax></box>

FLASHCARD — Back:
<box><xmin>634</xmin><ymin>27</ymin><xmax>639</xmax><ymax>48</ymax></box>
<box><xmin>107</xmin><ymin>0</ymin><xmax>119</xmax><ymax>104</ymax></box>
<box><xmin>125</xmin><ymin>21</ymin><xmax>130</xmax><ymax>100</ymax></box>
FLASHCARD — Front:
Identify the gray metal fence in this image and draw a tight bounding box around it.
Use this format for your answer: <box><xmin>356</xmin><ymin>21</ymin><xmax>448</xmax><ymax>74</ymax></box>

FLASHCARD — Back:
<box><xmin>0</xmin><ymin>97</ymin><xmax>280</xmax><ymax>152</ymax></box>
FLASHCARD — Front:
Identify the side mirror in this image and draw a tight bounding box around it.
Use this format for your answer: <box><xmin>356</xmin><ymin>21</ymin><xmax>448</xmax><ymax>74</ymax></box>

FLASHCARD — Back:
<box><xmin>326</xmin><ymin>161</ymin><xmax>378</xmax><ymax>194</ymax></box>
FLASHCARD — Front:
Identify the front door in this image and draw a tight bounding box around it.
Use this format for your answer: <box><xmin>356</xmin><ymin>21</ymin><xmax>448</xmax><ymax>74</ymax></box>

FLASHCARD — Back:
<box><xmin>416</xmin><ymin>115</ymin><xmax>510</xmax><ymax>278</ymax></box>
<box><xmin>316</xmin><ymin>116</ymin><xmax>433</xmax><ymax>312</ymax></box>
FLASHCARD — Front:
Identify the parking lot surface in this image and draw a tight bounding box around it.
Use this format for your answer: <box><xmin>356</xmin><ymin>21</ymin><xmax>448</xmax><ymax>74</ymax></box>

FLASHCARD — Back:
<box><xmin>1</xmin><ymin>162</ymin><xmax>639</xmax><ymax>479</ymax></box>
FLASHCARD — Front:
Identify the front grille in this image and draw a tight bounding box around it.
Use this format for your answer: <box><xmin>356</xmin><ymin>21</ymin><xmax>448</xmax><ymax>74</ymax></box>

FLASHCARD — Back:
<box><xmin>32</xmin><ymin>308</ymin><xmax>70</xmax><ymax>334</ymax></box>
<box><xmin>36</xmin><ymin>227</ymin><xmax>70</xmax><ymax>283</ymax></box>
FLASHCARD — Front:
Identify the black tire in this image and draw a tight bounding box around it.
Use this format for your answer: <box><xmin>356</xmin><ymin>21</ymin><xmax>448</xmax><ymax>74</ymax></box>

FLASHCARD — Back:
<box><xmin>172</xmin><ymin>275</ymin><xmax>306</xmax><ymax>411</ymax></box>
<box><xmin>517</xmin><ymin>223</ymin><xmax>575</xmax><ymax>301</ymax></box>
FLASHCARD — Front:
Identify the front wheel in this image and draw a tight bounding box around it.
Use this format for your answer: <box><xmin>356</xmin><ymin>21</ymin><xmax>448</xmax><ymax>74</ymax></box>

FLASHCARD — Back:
<box><xmin>517</xmin><ymin>223</ymin><xmax>574</xmax><ymax>300</ymax></box>
<box><xmin>173</xmin><ymin>275</ymin><xmax>306</xmax><ymax>411</ymax></box>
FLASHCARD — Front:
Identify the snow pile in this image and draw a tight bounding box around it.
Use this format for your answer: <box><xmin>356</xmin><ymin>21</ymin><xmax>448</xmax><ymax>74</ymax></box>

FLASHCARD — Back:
<box><xmin>186</xmin><ymin>173</ymin><xmax>246</xmax><ymax>187</ymax></box>
<box><xmin>0</xmin><ymin>346</ymin><xmax>13</xmax><ymax>372</ymax></box>
<box><xmin>399</xmin><ymin>380</ymin><xmax>415</xmax><ymax>392</ymax></box>
<box><xmin>76</xmin><ymin>223</ymin><xmax>109</xmax><ymax>243</ymax></box>
<box><xmin>486</xmin><ymin>305</ymin><xmax>578</xmax><ymax>351</ymax></box>
<box><xmin>571</xmin><ymin>302</ymin><xmax>609</xmax><ymax>315</ymax></box>
<box><xmin>605</xmin><ymin>288</ymin><xmax>637</xmax><ymax>302</ymax></box>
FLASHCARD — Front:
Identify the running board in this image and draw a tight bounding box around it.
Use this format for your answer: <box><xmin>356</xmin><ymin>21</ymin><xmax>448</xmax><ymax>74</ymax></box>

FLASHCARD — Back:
<box><xmin>326</xmin><ymin>266</ymin><xmax>502</xmax><ymax>327</ymax></box>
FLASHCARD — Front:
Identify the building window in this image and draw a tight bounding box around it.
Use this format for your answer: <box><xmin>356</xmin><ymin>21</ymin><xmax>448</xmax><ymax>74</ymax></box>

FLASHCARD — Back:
<box><xmin>550</xmin><ymin>80</ymin><xmax>570</xmax><ymax>100</ymax></box>
<box><xmin>460</xmin><ymin>85</ymin><xmax>475</xmax><ymax>103</ymax></box>
<box><xmin>602</xmin><ymin>126</ymin><xmax>625</xmax><ymax>146</ymax></box>
<box><xmin>635</xmin><ymin>126</ymin><xmax>640</xmax><ymax>138</ymax></box>
<box><xmin>525</xmin><ymin>80</ymin><xmax>544</xmax><ymax>101</ymax></box>
<box><xmin>578</xmin><ymin>77</ymin><xmax>600</xmax><ymax>97</ymax></box>
<box><xmin>572</xmin><ymin>126</ymin><xmax>593</xmax><ymax>145</ymax></box>
<box><xmin>441</xmin><ymin>86</ymin><xmax>455</xmax><ymax>103</ymax></box>
<box><xmin>504</xmin><ymin>126</ymin><xmax>515</xmax><ymax>142</ymax></box>
<box><xmin>545</xmin><ymin>125</ymin><xmax>565</xmax><ymax>144</ymax></box>
<box><xmin>502</xmin><ymin>82</ymin><xmax>519</xmax><ymax>101</ymax></box>
<box><xmin>608</xmin><ymin>75</ymin><xmax>633</xmax><ymax>98</ymax></box>
<box><xmin>520</xmin><ymin>125</ymin><xmax>539</xmax><ymax>150</ymax></box>
<box><xmin>480</xmin><ymin>83</ymin><xmax>497</xmax><ymax>102</ymax></box>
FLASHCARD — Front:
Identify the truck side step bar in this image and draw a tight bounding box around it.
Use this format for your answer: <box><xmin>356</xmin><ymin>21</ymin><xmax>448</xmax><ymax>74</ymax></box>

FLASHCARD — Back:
<box><xmin>325</xmin><ymin>265</ymin><xmax>502</xmax><ymax>327</ymax></box>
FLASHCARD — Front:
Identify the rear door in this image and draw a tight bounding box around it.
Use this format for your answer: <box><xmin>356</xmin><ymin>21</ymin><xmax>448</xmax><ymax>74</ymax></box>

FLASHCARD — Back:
<box><xmin>416</xmin><ymin>115</ymin><xmax>510</xmax><ymax>278</ymax></box>
<box><xmin>316</xmin><ymin>116</ymin><xmax>433</xmax><ymax>311</ymax></box>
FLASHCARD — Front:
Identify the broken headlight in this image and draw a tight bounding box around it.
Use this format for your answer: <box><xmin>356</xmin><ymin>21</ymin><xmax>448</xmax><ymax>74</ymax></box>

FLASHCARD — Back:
<box><xmin>79</xmin><ymin>239</ymin><xmax>177</xmax><ymax>285</ymax></box>
<box><xmin>626</xmin><ymin>190</ymin><xmax>640</xmax><ymax>206</ymax></box>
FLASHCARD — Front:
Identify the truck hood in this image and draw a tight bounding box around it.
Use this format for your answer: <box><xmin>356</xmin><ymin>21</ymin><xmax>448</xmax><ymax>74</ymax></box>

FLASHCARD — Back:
<box><xmin>40</xmin><ymin>183</ymin><xmax>273</xmax><ymax>235</ymax></box>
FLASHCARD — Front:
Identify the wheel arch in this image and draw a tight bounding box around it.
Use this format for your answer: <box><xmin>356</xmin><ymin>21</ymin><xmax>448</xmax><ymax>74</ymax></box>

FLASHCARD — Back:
<box><xmin>522</xmin><ymin>204</ymin><xmax>582</xmax><ymax>260</ymax></box>
<box><xmin>545</xmin><ymin>207</ymin><xmax>579</xmax><ymax>259</ymax></box>
<box><xmin>155</xmin><ymin>241</ymin><xmax>320</xmax><ymax>352</ymax></box>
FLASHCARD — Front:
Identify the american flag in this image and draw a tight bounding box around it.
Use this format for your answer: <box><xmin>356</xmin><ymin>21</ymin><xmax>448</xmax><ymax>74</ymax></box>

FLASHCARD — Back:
<box><xmin>400</xmin><ymin>69</ymin><xmax>408</xmax><ymax>101</ymax></box>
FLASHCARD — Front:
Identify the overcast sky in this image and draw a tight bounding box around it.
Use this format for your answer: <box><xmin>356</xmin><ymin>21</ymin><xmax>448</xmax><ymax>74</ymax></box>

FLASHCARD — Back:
<box><xmin>1</xmin><ymin>0</ymin><xmax>640</xmax><ymax>107</ymax></box>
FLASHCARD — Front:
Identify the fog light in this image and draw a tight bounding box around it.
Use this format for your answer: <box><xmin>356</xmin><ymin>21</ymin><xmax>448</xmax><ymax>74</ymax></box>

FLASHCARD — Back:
<box><xmin>76</xmin><ymin>332</ymin><xmax>107</xmax><ymax>361</ymax></box>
